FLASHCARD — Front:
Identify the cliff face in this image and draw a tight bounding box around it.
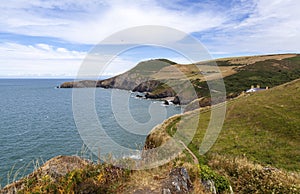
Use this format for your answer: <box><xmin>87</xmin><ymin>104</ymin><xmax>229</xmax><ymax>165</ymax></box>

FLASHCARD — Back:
<box><xmin>132</xmin><ymin>80</ymin><xmax>162</xmax><ymax>92</ymax></box>
<box><xmin>60</xmin><ymin>59</ymin><xmax>187</xmax><ymax>102</ymax></box>
<box><xmin>96</xmin><ymin>72</ymin><xmax>146</xmax><ymax>90</ymax></box>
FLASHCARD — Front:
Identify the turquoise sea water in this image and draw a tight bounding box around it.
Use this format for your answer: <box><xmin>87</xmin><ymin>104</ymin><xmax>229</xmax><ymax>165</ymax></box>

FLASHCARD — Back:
<box><xmin>0</xmin><ymin>79</ymin><xmax>181</xmax><ymax>186</ymax></box>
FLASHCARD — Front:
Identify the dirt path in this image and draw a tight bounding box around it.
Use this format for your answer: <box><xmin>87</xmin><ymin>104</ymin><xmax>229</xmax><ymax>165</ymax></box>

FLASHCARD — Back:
<box><xmin>179</xmin><ymin>140</ymin><xmax>199</xmax><ymax>165</ymax></box>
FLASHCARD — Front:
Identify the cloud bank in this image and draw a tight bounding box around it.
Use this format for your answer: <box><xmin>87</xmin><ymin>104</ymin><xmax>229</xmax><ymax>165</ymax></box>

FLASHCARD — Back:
<box><xmin>0</xmin><ymin>0</ymin><xmax>299</xmax><ymax>77</ymax></box>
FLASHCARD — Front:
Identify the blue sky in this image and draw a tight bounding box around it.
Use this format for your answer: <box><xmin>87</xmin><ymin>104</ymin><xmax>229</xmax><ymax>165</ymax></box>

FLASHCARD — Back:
<box><xmin>0</xmin><ymin>0</ymin><xmax>299</xmax><ymax>77</ymax></box>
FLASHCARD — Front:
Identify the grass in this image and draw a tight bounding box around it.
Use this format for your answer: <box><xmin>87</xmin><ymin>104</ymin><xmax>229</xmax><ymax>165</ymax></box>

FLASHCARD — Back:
<box><xmin>144</xmin><ymin>79</ymin><xmax>300</xmax><ymax>192</ymax></box>
<box><xmin>192</xmin><ymin>56</ymin><xmax>300</xmax><ymax>99</ymax></box>
<box><xmin>209</xmin><ymin>79</ymin><xmax>300</xmax><ymax>171</ymax></box>
<box><xmin>174</xmin><ymin>79</ymin><xmax>300</xmax><ymax>171</ymax></box>
<box><xmin>208</xmin><ymin>154</ymin><xmax>300</xmax><ymax>193</ymax></box>
<box><xmin>130</xmin><ymin>59</ymin><xmax>176</xmax><ymax>75</ymax></box>
<box><xmin>222</xmin><ymin>59</ymin><xmax>300</xmax><ymax>95</ymax></box>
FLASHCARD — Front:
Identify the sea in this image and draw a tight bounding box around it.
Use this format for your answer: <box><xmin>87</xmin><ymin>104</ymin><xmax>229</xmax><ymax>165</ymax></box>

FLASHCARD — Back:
<box><xmin>0</xmin><ymin>79</ymin><xmax>181</xmax><ymax>187</ymax></box>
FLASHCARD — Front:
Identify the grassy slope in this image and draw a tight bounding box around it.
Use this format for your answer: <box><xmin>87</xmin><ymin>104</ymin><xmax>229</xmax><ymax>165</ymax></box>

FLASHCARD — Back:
<box><xmin>150</xmin><ymin>79</ymin><xmax>300</xmax><ymax>171</ymax></box>
<box><xmin>210</xmin><ymin>79</ymin><xmax>300</xmax><ymax>170</ymax></box>
<box><xmin>191</xmin><ymin>54</ymin><xmax>300</xmax><ymax>98</ymax></box>
<box><xmin>143</xmin><ymin>79</ymin><xmax>300</xmax><ymax>193</ymax></box>
<box><xmin>151</xmin><ymin>54</ymin><xmax>300</xmax><ymax>100</ymax></box>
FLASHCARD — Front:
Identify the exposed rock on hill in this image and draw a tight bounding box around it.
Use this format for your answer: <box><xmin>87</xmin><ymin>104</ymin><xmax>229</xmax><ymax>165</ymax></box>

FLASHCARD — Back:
<box><xmin>132</xmin><ymin>80</ymin><xmax>162</xmax><ymax>93</ymax></box>
<box><xmin>162</xmin><ymin>167</ymin><xmax>193</xmax><ymax>193</ymax></box>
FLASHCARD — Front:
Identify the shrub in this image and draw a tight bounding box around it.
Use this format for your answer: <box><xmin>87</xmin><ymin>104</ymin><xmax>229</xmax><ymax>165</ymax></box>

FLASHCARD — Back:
<box><xmin>198</xmin><ymin>164</ymin><xmax>230</xmax><ymax>193</ymax></box>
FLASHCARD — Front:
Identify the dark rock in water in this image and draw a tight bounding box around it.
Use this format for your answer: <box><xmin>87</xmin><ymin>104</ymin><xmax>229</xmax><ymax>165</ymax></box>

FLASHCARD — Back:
<box><xmin>144</xmin><ymin>92</ymin><xmax>150</xmax><ymax>99</ymax></box>
<box><xmin>163</xmin><ymin>100</ymin><xmax>169</xmax><ymax>105</ymax></box>
<box><xmin>136</xmin><ymin>94</ymin><xmax>143</xmax><ymax>98</ymax></box>
<box><xmin>172</xmin><ymin>96</ymin><xmax>180</xmax><ymax>105</ymax></box>
<box><xmin>162</xmin><ymin>167</ymin><xmax>193</xmax><ymax>193</ymax></box>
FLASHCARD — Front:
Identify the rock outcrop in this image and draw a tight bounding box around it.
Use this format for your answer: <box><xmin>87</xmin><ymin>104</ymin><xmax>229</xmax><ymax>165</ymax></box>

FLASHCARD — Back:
<box><xmin>162</xmin><ymin>168</ymin><xmax>193</xmax><ymax>193</ymax></box>
<box><xmin>132</xmin><ymin>80</ymin><xmax>162</xmax><ymax>93</ymax></box>
<box><xmin>145</xmin><ymin>88</ymin><xmax>176</xmax><ymax>99</ymax></box>
<box><xmin>201</xmin><ymin>179</ymin><xmax>217</xmax><ymax>194</ymax></box>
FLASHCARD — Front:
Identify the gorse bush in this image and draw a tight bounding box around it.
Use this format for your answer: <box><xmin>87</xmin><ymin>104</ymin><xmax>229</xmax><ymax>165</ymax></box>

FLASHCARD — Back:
<box><xmin>198</xmin><ymin>164</ymin><xmax>230</xmax><ymax>193</ymax></box>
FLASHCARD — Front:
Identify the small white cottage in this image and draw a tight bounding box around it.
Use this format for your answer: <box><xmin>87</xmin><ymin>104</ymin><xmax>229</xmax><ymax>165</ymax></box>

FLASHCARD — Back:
<box><xmin>246</xmin><ymin>85</ymin><xmax>269</xmax><ymax>93</ymax></box>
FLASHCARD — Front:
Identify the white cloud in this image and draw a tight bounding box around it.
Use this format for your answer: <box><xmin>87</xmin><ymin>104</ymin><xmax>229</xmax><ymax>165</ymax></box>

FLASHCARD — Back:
<box><xmin>1</xmin><ymin>0</ymin><xmax>300</xmax><ymax>77</ymax></box>
<box><xmin>0</xmin><ymin>43</ymin><xmax>86</xmax><ymax>77</ymax></box>
<box><xmin>0</xmin><ymin>42</ymin><xmax>143</xmax><ymax>77</ymax></box>
<box><xmin>36</xmin><ymin>43</ymin><xmax>52</xmax><ymax>51</ymax></box>
<box><xmin>205</xmin><ymin>0</ymin><xmax>300</xmax><ymax>55</ymax></box>
<box><xmin>0</xmin><ymin>0</ymin><xmax>226</xmax><ymax>44</ymax></box>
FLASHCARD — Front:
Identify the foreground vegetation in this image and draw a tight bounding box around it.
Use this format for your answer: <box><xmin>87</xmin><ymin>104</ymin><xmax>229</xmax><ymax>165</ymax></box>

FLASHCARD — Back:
<box><xmin>21</xmin><ymin>164</ymin><xmax>128</xmax><ymax>193</ymax></box>
<box><xmin>3</xmin><ymin>150</ymin><xmax>299</xmax><ymax>193</ymax></box>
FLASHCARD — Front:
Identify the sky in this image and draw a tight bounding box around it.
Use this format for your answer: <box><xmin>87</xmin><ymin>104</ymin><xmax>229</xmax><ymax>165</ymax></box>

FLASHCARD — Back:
<box><xmin>0</xmin><ymin>0</ymin><xmax>299</xmax><ymax>78</ymax></box>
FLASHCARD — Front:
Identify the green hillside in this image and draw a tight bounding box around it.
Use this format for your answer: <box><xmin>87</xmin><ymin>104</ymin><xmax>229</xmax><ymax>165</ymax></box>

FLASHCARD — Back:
<box><xmin>146</xmin><ymin>78</ymin><xmax>300</xmax><ymax>171</ymax></box>
<box><xmin>193</xmin><ymin>54</ymin><xmax>300</xmax><ymax>99</ymax></box>
<box><xmin>207</xmin><ymin>79</ymin><xmax>300</xmax><ymax>170</ymax></box>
